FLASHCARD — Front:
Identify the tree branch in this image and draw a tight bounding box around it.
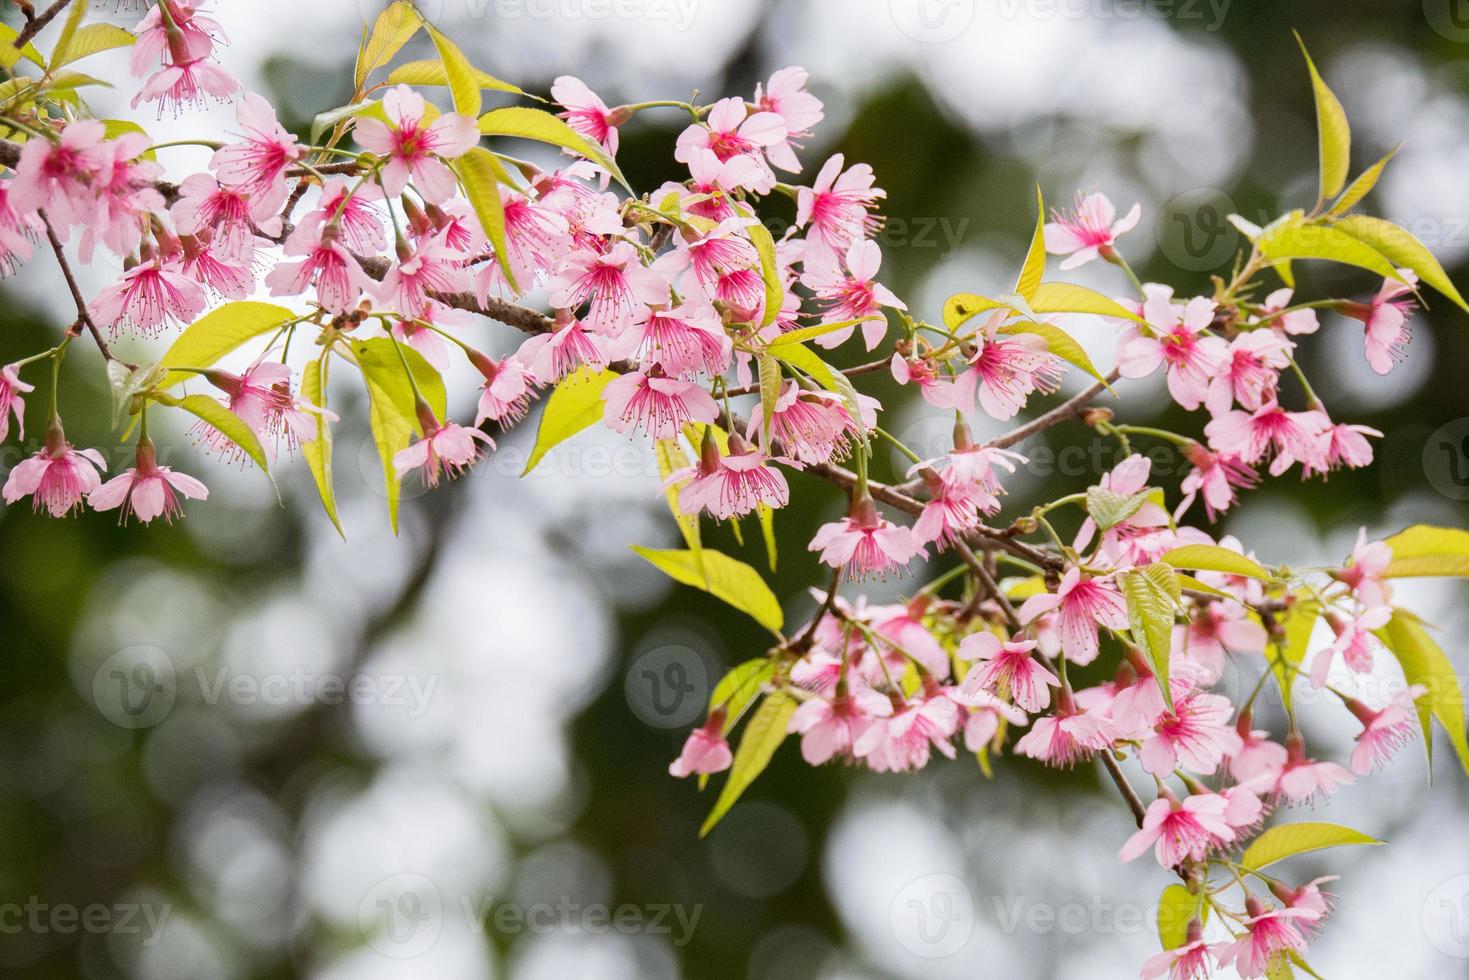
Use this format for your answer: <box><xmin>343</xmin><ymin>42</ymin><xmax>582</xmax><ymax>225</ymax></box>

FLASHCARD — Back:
<box><xmin>13</xmin><ymin>0</ymin><xmax>73</xmax><ymax>51</ymax></box>
<box><xmin>38</xmin><ymin>211</ymin><xmax>131</xmax><ymax>367</ymax></box>
<box><xmin>988</xmin><ymin>369</ymin><xmax>1121</xmax><ymax>450</ymax></box>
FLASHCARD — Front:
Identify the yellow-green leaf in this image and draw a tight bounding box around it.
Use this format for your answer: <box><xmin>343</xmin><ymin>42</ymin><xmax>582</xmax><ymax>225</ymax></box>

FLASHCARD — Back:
<box><xmin>0</xmin><ymin>23</ymin><xmax>45</xmax><ymax>69</ymax></box>
<box><xmin>757</xmin><ymin>354</ymin><xmax>780</xmax><ymax>447</ymax></box>
<box><xmin>454</xmin><ymin>147</ymin><xmax>518</xmax><ymax>294</ymax></box>
<box><xmin>300</xmin><ymin>356</ymin><xmax>343</xmax><ymax>538</ymax></box>
<box><xmin>174</xmin><ymin>395</ymin><xmax>270</xmax><ymax>475</ymax></box>
<box><xmin>1270</xmin><ymin>595</ymin><xmax>1320</xmax><ymax>714</ymax></box>
<box><xmin>1296</xmin><ymin>33</ymin><xmax>1351</xmax><ymax>202</ymax></box>
<box><xmin>757</xmin><ymin>503</ymin><xmax>777</xmax><ymax>574</ymax></box>
<box><xmin>1014</xmin><ymin>185</ymin><xmax>1046</xmax><ymax>301</ymax></box>
<box><xmin>767</xmin><ymin>318</ymin><xmax>878</xmax><ymax>347</ymax></box>
<box><xmin>1030</xmin><ymin>282</ymin><xmax>1146</xmax><ymax>323</ymax></box>
<box><xmin>1382</xmin><ymin>524</ymin><xmax>1469</xmax><ymax>578</ymax></box>
<box><xmin>1157</xmin><ymin>884</ymin><xmax>1202</xmax><ymax>951</ymax></box>
<box><xmin>748</xmin><ymin>220</ymin><xmax>785</xmax><ymax>328</ymax></box>
<box><xmin>352</xmin><ymin>338</ymin><xmax>447</xmax><ymax>534</ymax></box>
<box><xmin>1122</xmin><ymin>565</ymin><xmax>1179</xmax><ymax>711</ymax></box>
<box><xmin>44</xmin><ymin>0</ymin><xmax>86</xmax><ymax>72</ymax></box>
<box><xmin>1376</xmin><ymin>609</ymin><xmax>1469</xmax><ymax>776</ymax></box>
<box><xmin>942</xmin><ymin>292</ymin><xmax>1004</xmax><ymax>331</ymax></box>
<box><xmin>1327</xmin><ymin>144</ymin><xmax>1399</xmax><ymax>218</ymax></box>
<box><xmin>1240</xmin><ymin>821</ymin><xmax>1381</xmax><ymax>872</ymax></box>
<box><xmin>521</xmin><ymin>366</ymin><xmax>617</xmax><ymax>476</ymax></box>
<box><xmin>386</xmin><ymin>58</ymin><xmax>523</xmax><ymax>95</ymax></box>
<box><xmin>709</xmin><ymin>658</ymin><xmax>775</xmax><ymax>731</ymax></box>
<box><xmin>700</xmin><ymin>692</ymin><xmax>795</xmax><ymax>836</ymax></box>
<box><xmin>1000</xmin><ymin>320</ymin><xmax>1111</xmax><ymax>388</ymax></box>
<box><xmin>631</xmin><ymin>546</ymin><xmax>784</xmax><ymax>635</ymax></box>
<box><xmin>1161</xmin><ymin>544</ymin><xmax>1271</xmax><ymax>580</ymax></box>
<box><xmin>354</xmin><ymin>0</ymin><xmax>420</xmax><ymax>89</ymax></box>
<box><xmin>654</xmin><ymin>436</ymin><xmax>701</xmax><ymax>557</ymax></box>
<box><xmin>158</xmin><ymin>302</ymin><xmax>299</xmax><ymax>388</ymax></box>
<box><xmin>1332</xmin><ymin>215</ymin><xmax>1469</xmax><ymax>313</ymax></box>
<box><xmin>49</xmin><ymin>22</ymin><xmax>134</xmax><ymax>70</ymax></box>
<box><xmin>424</xmin><ymin>22</ymin><xmax>481</xmax><ymax>118</ymax></box>
<box><xmin>1257</xmin><ymin>221</ymin><xmax>1402</xmax><ymax>282</ymax></box>
<box><xmin>477</xmin><ymin>106</ymin><xmax>629</xmax><ymax>192</ymax></box>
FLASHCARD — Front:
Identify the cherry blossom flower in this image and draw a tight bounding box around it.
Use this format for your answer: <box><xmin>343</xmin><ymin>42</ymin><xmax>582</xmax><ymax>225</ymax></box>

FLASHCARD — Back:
<box><xmin>548</xmin><ymin>243</ymin><xmax>670</xmax><ymax>336</ymax></box>
<box><xmin>90</xmin><ymin>259</ymin><xmax>208</xmax><ymax>337</ymax></box>
<box><xmin>1340</xmin><ymin>270</ymin><xmax>1417</xmax><ymax>375</ymax></box>
<box><xmin>668</xmin><ymin>714</ymin><xmax>733</xmax><ymax>778</ymax></box>
<box><xmin>1332</xmin><ymin>529</ymin><xmax>1393</xmax><ymax>610</ymax></box>
<box><xmin>354</xmin><ymin>85</ymin><xmax>480</xmax><ymax>202</ymax></box>
<box><xmin>1205</xmin><ymin>401</ymin><xmax>1330</xmax><ymax>477</ymax></box>
<box><xmin>172</xmin><ymin>173</ymin><xmax>264</xmax><ymax>258</ymax></box>
<box><xmin>1174</xmin><ymin>599</ymin><xmax>1266</xmax><ymax>681</ymax></box>
<box><xmin>601</xmin><ymin>371</ymin><xmax>718</xmax><ymax>439</ymax></box>
<box><xmin>1275</xmin><ymin>734</ymin><xmax>1355</xmax><ymax>804</ymax></box>
<box><xmin>1347</xmin><ymin>687</ymin><xmax>1425</xmax><ymax>775</ymax></box>
<box><xmin>90</xmin><ymin>439</ymin><xmax>208</xmax><ymax>524</ymax></box>
<box><xmin>804</xmin><ymin>240</ymin><xmax>905</xmax><ymax>350</ymax></box>
<box><xmin>796</xmin><ymin>154</ymin><xmax>884</xmax><ymax>261</ymax></box>
<box><xmin>470</xmin><ymin>351</ymin><xmax>536</xmax><ymax>427</ymax></box>
<box><xmin>210</xmin><ymin>93</ymin><xmax>304</xmax><ymax>224</ymax></box>
<box><xmin>390</xmin><ymin>302</ymin><xmax>470</xmax><ymax>373</ymax></box>
<box><xmin>265</xmin><ymin>218</ymin><xmax>373</xmax><ymax>314</ymax></box>
<box><xmin>854</xmin><ymin>693</ymin><xmax>961</xmax><ymax>772</ymax></box>
<box><xmin>869</xmin><ymin>598</ymin><xmax>950</xmax><ymax>679</ymax></box>
<box><xmin>1306</xmin><ymin>420</ymin><xmax>1380</xmax><ymax>477</ymax></box>
<box><xmin>393</xmin><ymin>417</ymin><xmax>494</xmax><ymax>487</ymax></box>
<box><xmin>808</xmin><ymin>494</ymin><xmax>926</xmax><ymax>579</ymax></box>
<box><xmin>314</xmin><ymin>178</ymin><xmax>387</xmax><ymax>254</ymax></box>
<box><xmin>911</xmin><ymin>469</ymin><xmax>986</xmax><ymax>548</ymax></box>
<box><xmin>1177</xmin><ymin>443</ymin><xmax>1258</xmax><ymax>522</ymax></box>
<box><xmin>1117</xmin><ymin>287</ymin><xmax>1226</xmax><ymax>411</ymax></box>
<box><xmin>746</xmin><ymin>383</ymin><xmax>869</xmax><ymax>465</ymax></box>
<box><xmin>1118</xmin><ymin>791</ymin><xmax>1234</xmax><ymax>867</ymax></box>
<box><xmin>1205</xmin><ymin>329</ymin><xmax>1292</xmax><ymax>416</ymax></box>
<box><xmin>1217</xmin><ymin>898</ymin><xmax>1318</xmax><ymax>978</ymax></box>
<box><xmin>1043</xmin><ymin>191</ymin><xmax>1141</xmax><ymax>269</ymax></box>
<box><xmin>1141</xmin><ymin>927</ymin><xmax>1219</xmax><ymax>980</ymax></box>
<box><xmin>1255</xmin><ymin>286</ymin><xmax>1319</xmax><ymax>335</ymax></box>
<box><xmin>475</xmin><ymin>192</ymin><xmax>570</xmax><ymax>299</ymax></box>
<box><xmin>623</xmin><ymin>302</ymin><xmax>731</xmax><ymax>379</ymax></box>
<box><xmin>1230</xmin><ymin>720</ymin><xmax>1289</xmax><ymax>786</ymax></box>
<box><xmin>0</xmin><ymin>364</ymin><xmax>34</xmax><ymax>442</ymax></box>
<box><xmin>1310</xmin><ymin>606</ymin><xmax>1390</xmax><ymax>688</ymax></box>
<box><xmin>2</xmin><ymin>425</ymin><xmax>105</xmax><ymax>518</ymax></box>
<box><xmin>788</xmin><ymin>688</ymin><xmax>892</xmax><ymax>765</ymax></box>
<box><xmin>1018</xmin><ymin>568</ymin><xmax>1129</xmax><ymax>666</ymax></box>
<box><xmin>551</xmin><ymin>76</ymin><xmax>624</xmax><ymax>156</ymax></box>
<box><xmin>133</xmin><ymin>55</ymin><xmax>239</xmax><ymax>116</ymax></box>
<box><xmin>755</xmin><ymin>67</ymin><xmax>824</xmax><ymax>172</ymax></box>
<box><xmin>130</xmin><ymin>2</ymin><xmax>222</xmax><ymax>79</ymax></box>
<box><xmin>0</xmin><ymin>180</ymin><xmax>39</xmax><ymax>275</ymax></box>
<box><xmin>519</xmin><ymin>318</ymin><xmax>607</xmax><ymax>382</ymax></box>
<box><xmin>1140</xmin><ymin>691</ymin><xmax>1242</xmax><ymax>776</ymax></box>
<box><xmin>1014</xmin><ymin>694</ymin><xmax>1114</xmax><ymax>767</ymax></box>
<box><xmin>675</xmin><ymin>97</ymin><xmax>786</xmax><ymax>193</ymax></box>
<box><xmin>958</xmin><ymin>633</ymin><xmax>1058</xmax><ymax>712</ymax></box>
<box><xmin>10</xmin><ymin>119</ymin><xmax>111</xmax><ymax>229</ymax></box>
<box><xmin>668</xmin><ymin>434</ymin><xmax>790</xmax><ymax>521</ymax></box>
<box><xmin>956</xmin><ymin>687</ymin><xmax>1028</xmax><ymax>751</ymax></box>
<box><xmin>198</xmin><ymin>360</ymin><xmax>323</xmax><ymax>459</ymax></box>
<box><xmin>377</xmin><ymin>234</ymin><xmax>472</xmax><ymax>318</ymax></box>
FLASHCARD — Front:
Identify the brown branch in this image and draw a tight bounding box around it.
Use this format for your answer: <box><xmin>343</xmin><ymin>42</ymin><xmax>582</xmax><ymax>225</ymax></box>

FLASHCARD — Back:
<box><xmin>988</xmin><ymin>368</ymin><xmax>1122</xmax><ymax>450</ymax></box>
<box><xmin>954</xmin><ymin>539</ymin><xmax>1021</xmax><ymax>629</ymax></box>
<box><xmin>12</xmin><ymin>0</ymin><xmax>72</xmax><ymax>50</ymax></box>
<box><xmin>1099</xmin><ymin>749</ymin><xmax>1148</xmax><ymax>827</ymax></box>
<box><xmin>38</xmin><ymin>211</ymin><xmax>133</xmax><ymax>368</ymax></box>
<box><xmin>724</xmin><ymin>356</ymin><xmax>890</xmax><ymax>398</ymax></box>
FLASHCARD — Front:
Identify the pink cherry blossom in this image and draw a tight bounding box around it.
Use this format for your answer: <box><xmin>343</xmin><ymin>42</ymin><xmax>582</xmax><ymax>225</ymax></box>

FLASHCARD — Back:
<box><xmin>90</xmin><ymin>440</ymin><xmax>209</xmax><ymax>524</ymax></box>
<box><xmin>747</xmin><ymin>383</ymin><xmax>868</xmax><ymax>465</ymax></box>
<box><xmin>1141</xmin><ymin>930</ymin><xmax>1219</xmax><ymax>980</ymax></box>
<box><xmin>958</xmin><ymin>633</ymin><xmax>1058</xmax><ymax>712</ymax></box>
<box><xmin>265</xmin><ymin>218</ymin><xmax>373</xmax><ymax>314</ymax></box>
<box><xmin>475</xmin><ymin>192</ymin><xmax>570</xmax><ymax>299</ymax></box>
<box><xmin>1217</xmin><ymin>899</ymin><xmax>1318</xmax><ymax>979</ymax></box>
<box><xmin>90</xmin><ymin>259</ymin><xmax>208</xmax><ymax>337</ymax></box>
<box><xmin>808</xmin><ymin>495</ymin><xmax>926</xmax><ymax>579</ymax></box>
<box><xmin>804</xmin><ymin>240</ymin><xmax>905</xmax><ymax>349</ymax></box>
<box><xmin>1256</xmin><ymin>286</ymin><xmax>1319</xmax><ymax>335</ymax></box>
<box><xmin>952</xmin><ymin>318</ymin><xmax>1062</xmax><ymax>421</ymax></box>
<box><xmin>795</xmin><ymin>154</ymin><xmax>884</xmax><ymax>261</ymax></box>
<box><xmin>1118</xmin><ymin>792</ymin><xmax>1234</xmax><ymax>867</ymax></box>
<box><xmin>1310</xmin><ymin>606</ymin><xmax>1390</xmax><ymax>688</ymax></box>
<box><xmin>788</xmin><ymin>688</ymin><xmax>892</xmax><ymax>765</ymax></box>
<box><xmin>1275</xmin><ymin>734</ymin><xmax>1355</xmax><ymax>805</ymax></box>
<box><xmin>393</xmin><ymin>418</ymin><xmax>494</xmax><ymax>486</ymax></box>
<box><xmin>854</xmin><ymin>693</ymin><xmax>961</xmax><ymax>773</ymax></box>
<box><xmin>9</xmin><ymin>119</ymin><xmax>111</xmax><ymax>229</ymax></box>
<box><xmin>1014</xmin><ymin>696</ymin><xmax>1114</xmax><ymax>767</ymax></box>
<box><xmin>210</xmin><ymin>93</ymin><xmax>304</xmax><ymax>225</ymax></box>
<box><xmin>1332</xmin><ymin>529</ymin><xmax>1393</xmax><ymax>610</ymax></box>
<box><xmin>1341</xmin><ymin>270</ymin><xmax>1417</xmax><ymax>375</ymax></box>
<box><xmin>354</xmin><ymin>86</ymin><xmax>480</xmax><ymax>202</ymax></box>
<box><xmin>376</xmin><ymin>234</ymin><xmax>472</xmax><ymax>318</ymax></box>
<box><xmin>668</xmin><ymin>714</ymin><xmax>733</xmax><ymax>778</ymax></box>
<box><xmin>1043</xmin><ymin>191</ymin><xmax>1141</xmax><ymax>269</ymax></box>
<box><xmin>601</xmin><ymin>371</ymin><xmax>718</xmax><ymax>439</ymax></box>
<box><xmin>548</xmin><ymin>243</ymin><xmax>670</xmax><ymax>336</ymax></box>
<box><xmin>668</xmin><ymin>435</ymin><xmax>789</xmax><ymax>521</ymax></box>
<box><xmin>133</xmin><ymin>58</ymin><xmax>239</xmax><ymax>117</ymax></box>
<box><xmin>1347</xmin><ymin>686</ymin><xmax>1425</xmax><ymax>775</ymax></box>
<box><xmin>755</xmin><ymin>67</ymin><xmax>824</xmax><ymax>173</ymax></box>
<box><xmin>314</xmin><ymin>178</ymin><xmax>387</xmax><ymax>254</ymax></box>
<box><xmin>1205</xmin><ymin>401</ymin><xmax>1330</xmax><ymax>477</ymax></box>
<box><xmin>1177</xmin><ymin>443</ymin><xmax>1258</xmax><ymax>522</ymax></box>
<box><xmin>1018</xmin><ymin>568</ymin><xmax>1129</xmax><ymax>666</ymax></box>
<box><xmin>1205</xmin><ymin>329</ymin><xmax>1292</xmax><ymax>416</ymax></box>
<box><xmin>0</xmin><ymin>364</ymin><xmax>34</xmax><ymax>442</ymax></box>
<box><xmin>172</xmin><ymin>173</ymin><xmax>264</xmax><ymax>259</ymax></box>
<box><xmin>1117</xmin><ymin>287</ymin><xmax>1226</xmax><ymax>411</ymax></box>
<box><xmin>2</xmin><ymin>429</ymin><xmax>105</xmax><ymax>518</ymax></box>
<box><xmin>675</xmin><ymin>97</ymin><xmax>786</xmax><ymax>193</ymax></box>
<box><xmin>551</xmin><ymin>76</ymin><xmax>623</xmax><ymax>156</ymax></box>
<box><xmin>1139</xmin><ymin>691</ymin><xmax>1242</xmax><ymax>776</ymax></box>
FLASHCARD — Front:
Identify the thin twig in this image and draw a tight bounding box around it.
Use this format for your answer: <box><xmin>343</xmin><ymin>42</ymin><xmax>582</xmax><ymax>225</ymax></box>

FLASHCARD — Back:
<box><xmin>1099</xmin><ymin>750</ymin><xmax>1148</xmax><ymax>827</ymax></box>
<box><xmin>724</xmin><ymin>356</ymin><xmax>890</xmax><ymax>398</ymax></box>
<box><xmin>13</xmin><ymin>0</ymin><xmax>73</xmax><ymax>50</ymax></box>
<box><xmin>39</xmin><ymin>211</ymin><xmax>132</xmax><ymax>368</ymax></box>
<box><xmin>988</xmin><ymin>369</ymin><xmax>1122</xmax><ymax>450</ymax></box>
<box><xmin>792</xmin><ymin>564</ymin><xmax>842</xmax><ymax>653</ymax></box>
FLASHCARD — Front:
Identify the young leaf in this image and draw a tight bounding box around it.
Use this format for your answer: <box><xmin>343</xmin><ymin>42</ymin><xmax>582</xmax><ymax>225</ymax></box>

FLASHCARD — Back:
<box><xmin>766</xmin><ymin>318</ymin><xmax>879</xmax><ymax>347</ymax></box>
<box><xmin>0</xmin><ymin>23</ymin><xmax>46</xmax><ymax>70</ymax></box>
<box><xmin>45</xmin><ymin>0</ymin><xmax>87</xmax><ymax>72</ymax></box>
<box><xmin>709</xmin><ymin>658</ymin><xmax>776</xmax><ymax>731</ymax></box>
<box><xmin>1030</xmin><ymin>282</ymin><xmax>1147</xmax><ymax>323</ymax></box>
<box><xmin>386</xmin><ymin>58</ymin><xmax>523</xmax><ymax>95</ymax></box>
<box><xmin>1375</xmin><ymin>609</ymin><xmax>1469</xmax><ymax>776</ymax></box>
<box><xmin>1161</xmin><ymin>544</ymin><xmax>1271</xmax><ymax>580</ymax></box>
<box><xmin>50</xmin><ymin>23</ymin><xmax>135</xmax><ymax>70</ymax></box>
<box><xmin>1381</xmin><ymin>524</ymin><xmax>1469</xmax><ymax>578</ymax></box>
<box><xmin>653</xmin><ymin>437</ymin><xmax>701</xmax><ymax>558</ymax></box>
<box><xmin>1240</xmin><ymin>821</ymin><xmax>1381</xmax><ymax>872</ymax></box>
<box><xmin>757</xmin><ymin>354</ymin><xmax>780</xmax><ymax>447</ymax></box>
<box><xmin>1331</xmin><ymin>215</ymin><xmax>1469</xmax><ymax>313</ymax></box>
<box><xmin>757</xmin><ymin>503</ymin><xmax>778</xmax><ymax>574</ymax></box>
<box><xmin>423</xmin><ymin>22</ymin><xmax>482</xmax><ymax>118</ymax></box>
<box><xmin>1326</xmin><ymin>144</ymin><xmax>1399</xmax><ymax>218</ymax></box>
<box><xmin>942</xmin><ymin>292</ymin><xmax>1004</xmax><ymax>331</ymax></box>
<box><xmin>477</xmin><ymin>106</ymin><xmax>630</xmax><ymax>192</ymax></box>
<box><xmin>747</xmin><ymin>220</ymin><xmax>785</xmax><ymax>329</ymax></box>
<box><xmin>700</xmin><ymin>692</ymin><xmax>796</xmax><ymax>836</ymax></box>
<box><xmin>300</xmin><ymin>356</ymin><xmax>344</xmax><ymax>537</ymax></box>
<box><xmin>1295</xmin><ymin>33</ymin><xmax>1351</xmax><ymax>202</ymax></box>
<box><xmin>1086</xmin><ymin>486</ymin><xmax>1152</xmax><ymax>531</ymax></box>
<box><xmin>355</xmin><ymin>0</ymin><xmax>420</xmax><ymax>89</ymax></box>
<box><xmin>1014</xmin><ymin>185</ymin><xmax>1047</xmax><ymax>300</ymax></box>
<box><xmin>174</xmin><ymin>395</ymin><xmax>270</xmax><ymax>475</ymax></box>
<box><xmin>1122</xmin><ymin>565</ymin><xmax>1179</xmax><ymax>710</ymax></box>
<box><xmin>1269</xmin><ymin>595</ymin><xmax>1320</xmax><ymax>714</ymax></box>
<box><xmin>158</xmin><ymin>302</ymin><xmax>299</xmax><ymax>388</ymax></box>
<box><xmin>310</xmin><ymin>99</ymin><xmax>377</xmax><ymax>146</ymax></box>
<box><xmin>521</xmin><ymin>366</ymin><xmax>618</xmax><ymax>476</ymax></box>
<box><xmin>1256</xmin><ymin>221</ymin><xmax>1402</xmax><ymax>282</ymax></box>
<box><xmin>1157</xmin><ymin>884</ymin><xmax>1202</xmax><ymax>951</ymax></box>
<box><xmin>454</xmin><ymin>147</ymin><xmax>518</xmax><ymax>295</ymax></box>
<box><xmin>630</xmin><ymin>546</ymin><xmax>784</xmax><ymax>635</ymax></box>
<box><xmin>352</xmin><ymin>338</ymin><xmax>448</xmax><ymax>534</ymax></box>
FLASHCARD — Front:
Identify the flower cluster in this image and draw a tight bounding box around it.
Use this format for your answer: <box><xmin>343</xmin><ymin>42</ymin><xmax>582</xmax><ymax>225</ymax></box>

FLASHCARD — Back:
<box><xmin>0</xmin><ymin>6</ymin><xmax>1464</xmax><ymax>977</ymax></box>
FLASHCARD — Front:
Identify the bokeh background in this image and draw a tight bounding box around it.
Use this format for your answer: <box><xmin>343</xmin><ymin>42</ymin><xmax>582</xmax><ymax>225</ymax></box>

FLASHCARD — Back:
<box><xmin>2</xmin><ymin>0</ymin><xmax>1469</xmax><ymax>977</ymax></box>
